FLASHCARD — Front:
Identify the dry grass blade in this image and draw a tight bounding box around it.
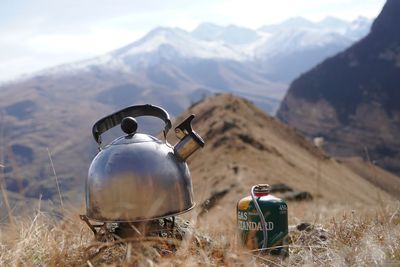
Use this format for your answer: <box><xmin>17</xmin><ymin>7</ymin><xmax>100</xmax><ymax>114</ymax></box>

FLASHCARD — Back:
<box><xmin>0</xmin><ymin>164</ymin><xmax>14</xmax><ymax>226</ymax></box>
<box><xmin>0</xmin><ymin>182</ymin><xmax>14</xmax><ymax>226</ymax></box>
<box><xmin>46</xmin><ymin>147</ymin><xmax>64</xmax><ymax>211</ymax></box>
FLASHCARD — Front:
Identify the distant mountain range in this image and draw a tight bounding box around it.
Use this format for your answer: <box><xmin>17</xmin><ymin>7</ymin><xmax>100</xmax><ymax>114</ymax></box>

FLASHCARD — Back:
<box><xmin>0</xmin><ymin>16</ymin><xmax>372</xmax><ymax>208</ymax></box>
<box><xmin>30</xmin><ymin>16</ymin><xmax>372</xmax><ymax>86</ymax></box>
<box><xmin>277</xmin><ymin>0</ymin><xmax>400</xmax><ymax>175</ymax></box>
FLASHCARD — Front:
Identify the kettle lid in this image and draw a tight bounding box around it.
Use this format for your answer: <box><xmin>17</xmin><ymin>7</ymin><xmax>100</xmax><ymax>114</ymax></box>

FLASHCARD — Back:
<box><xmin>106</xmin><ymin>133</ymin><xmax>161</xmax><ymax>146</ymax></box>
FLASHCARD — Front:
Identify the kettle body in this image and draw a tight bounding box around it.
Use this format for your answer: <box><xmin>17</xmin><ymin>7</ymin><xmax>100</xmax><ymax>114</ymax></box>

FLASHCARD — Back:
<box><xmin>85</xmin><ymin>104</ymin><xmax>204</xmax><ymax>222</ymax></box>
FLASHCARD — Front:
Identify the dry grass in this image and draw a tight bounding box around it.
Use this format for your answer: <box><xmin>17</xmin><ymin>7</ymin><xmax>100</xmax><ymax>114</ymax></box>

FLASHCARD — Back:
<box><xmin>288</xmin><ymin>204</ymin><xmax>400</xmax><ymax>266</ymax></box>
<box><xmin>0</xmin><ymin>202</ymin><xmax>399</xmax><ymax>266</ymax></box>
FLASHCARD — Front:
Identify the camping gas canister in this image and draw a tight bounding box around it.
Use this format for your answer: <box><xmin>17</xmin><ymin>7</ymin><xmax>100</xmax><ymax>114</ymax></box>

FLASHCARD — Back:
<box><xmin>237</xmin><ymin>184</ymin><xmax>288</xmax><ymax>256</ymax></box>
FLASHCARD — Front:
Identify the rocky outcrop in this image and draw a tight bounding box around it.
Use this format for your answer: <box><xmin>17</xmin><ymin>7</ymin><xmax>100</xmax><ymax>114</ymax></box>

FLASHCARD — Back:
<box><xmin>277</xmin><ymin>0</ymin><xmax>400</xmax><ymax>174</ymax></box>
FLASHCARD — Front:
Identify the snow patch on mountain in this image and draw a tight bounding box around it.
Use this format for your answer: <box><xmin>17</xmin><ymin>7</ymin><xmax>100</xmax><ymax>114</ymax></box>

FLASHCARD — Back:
<box><xmin>191</xmin><ymin>23</ymin><xmax>260</xmax><ymax>44</ymax></box>
<box><xmin>112</xmin><ymin>27</ymin><xmax>245</xmax><ymax>60</ymax></box>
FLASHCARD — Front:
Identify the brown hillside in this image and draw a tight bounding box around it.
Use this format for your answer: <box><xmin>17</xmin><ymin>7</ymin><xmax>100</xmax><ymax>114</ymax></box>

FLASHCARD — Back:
<box><xmin>276</xmin><ymin>0</ymin><xmax>400</xmax><ymax>175</ymax></box>
<box><xmin>173</xmin><ymin>94</ymin><xmax>400</xmax><ymax>228</ymax></box>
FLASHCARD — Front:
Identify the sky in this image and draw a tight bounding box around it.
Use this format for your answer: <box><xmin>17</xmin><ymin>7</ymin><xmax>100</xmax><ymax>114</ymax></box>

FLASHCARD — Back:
<box><xmin>0</xmin><ymin>0</ymin><xmax>386</xmax><ymax>82</ymax></box>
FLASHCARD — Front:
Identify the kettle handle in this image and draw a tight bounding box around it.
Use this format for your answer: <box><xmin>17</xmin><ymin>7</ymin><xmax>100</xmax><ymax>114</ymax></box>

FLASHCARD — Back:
<box><xmin>92</xmin><ymin>104</ymin><xmax>172</xmax><ymax>146</ymax></box>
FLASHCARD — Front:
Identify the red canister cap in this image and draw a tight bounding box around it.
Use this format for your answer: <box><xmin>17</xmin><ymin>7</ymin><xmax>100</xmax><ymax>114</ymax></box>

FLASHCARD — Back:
<box><xmin>254</xmin><ymin>184</ymin><xmax>270</xmax><ymax>197</ymax></box>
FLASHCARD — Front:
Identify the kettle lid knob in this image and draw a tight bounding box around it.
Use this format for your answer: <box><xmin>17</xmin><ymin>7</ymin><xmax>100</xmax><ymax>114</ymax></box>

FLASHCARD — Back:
<box><xmin>121</xmin><ymin>117</ymin><xmax>138</xmax><ymax>135</ymax></box>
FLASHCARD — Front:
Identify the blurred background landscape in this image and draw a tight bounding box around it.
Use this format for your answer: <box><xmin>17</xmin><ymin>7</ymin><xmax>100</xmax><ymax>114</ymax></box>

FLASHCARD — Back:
<box><xmin>0</xmin><ymin>0</ymin><xmax>399</xmax><ymax>265</ymax></box>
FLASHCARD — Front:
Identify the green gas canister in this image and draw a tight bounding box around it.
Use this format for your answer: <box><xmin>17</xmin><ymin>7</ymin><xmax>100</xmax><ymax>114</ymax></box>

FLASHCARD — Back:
<box><xmin>237</xmin><ymin>184</ymin><xmax>288</xmax><ymax>256</ymax></box>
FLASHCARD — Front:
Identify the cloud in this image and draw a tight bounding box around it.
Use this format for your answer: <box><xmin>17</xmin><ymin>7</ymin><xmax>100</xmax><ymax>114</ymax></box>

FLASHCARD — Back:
<box><xmin>27</xmin><ymin>29</ymin><xmax>145</xmax><ymax>55</ymax></box>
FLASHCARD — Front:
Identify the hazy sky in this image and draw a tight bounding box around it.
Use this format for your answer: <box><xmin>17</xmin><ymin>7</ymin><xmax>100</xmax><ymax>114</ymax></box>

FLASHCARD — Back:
<box><xmin>0</xmin><ymin>0</ymin><xmax>386</xmax><ymax>82</ymax></box>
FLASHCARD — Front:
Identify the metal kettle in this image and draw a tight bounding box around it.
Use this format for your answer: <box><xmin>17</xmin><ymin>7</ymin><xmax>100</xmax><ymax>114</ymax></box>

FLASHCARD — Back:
<box><xmin>85</xmin><ymin>104</ymin><xmax>204</xmax><ymax>222</ymax></box>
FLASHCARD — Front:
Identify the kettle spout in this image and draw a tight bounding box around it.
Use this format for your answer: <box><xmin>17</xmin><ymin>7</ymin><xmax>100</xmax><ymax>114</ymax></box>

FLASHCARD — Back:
<box><xmin>174</xmin><ymin>115</ymin><xmax>205</xmax><ymax>161</ymax></box>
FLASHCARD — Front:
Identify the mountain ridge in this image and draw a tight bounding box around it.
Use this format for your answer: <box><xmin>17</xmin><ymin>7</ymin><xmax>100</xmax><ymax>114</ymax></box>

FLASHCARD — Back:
<box><xmin>276</xmin><ymin>0</ymin><xmax>400</xmax><ymax>174</ymax></box>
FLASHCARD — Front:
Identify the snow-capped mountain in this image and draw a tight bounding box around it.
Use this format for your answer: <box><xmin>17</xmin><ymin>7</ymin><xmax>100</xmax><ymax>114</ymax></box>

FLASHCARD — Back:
<box><xmin>34</xmin><ymin>26</ymin><xmax>245</xmax><ymax>78</ymax></box>
<box><xmin>254</xmin><ymin>16</ymin><xmax>372</xmax><ymax>60</ymax></box>
<box><xmin>34</xmin><ymin>16</ymin><xmax>371</xmax><ymax>84</ymax></box>
<box><xmin>191</xmin><ymin>23</ymin><xmax>259</xmax><ymax>44</ymax></box>
<box><xmin>259</xmin><ymin>16</ymin><xmax>369</xmax><ymax>37</ymax></box>
<box><xmin>252</xmin><ymin>16</ymin><xmax>372</xmax><ymax>81</ymax></box>
<box><xmin>253</xmin><ymin>29</ymin><xmax>350</xmax><ymax>58</ymax></box>
<box><xmin>112</xmin><ymin>27</ymin><xmax>245</xmax><ymax>61</ymax></box>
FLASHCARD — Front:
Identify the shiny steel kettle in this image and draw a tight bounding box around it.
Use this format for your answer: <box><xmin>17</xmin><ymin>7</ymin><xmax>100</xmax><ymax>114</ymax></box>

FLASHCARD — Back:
<box><xmin>84</xmin><ymin>104</ymin><xmax>204</xmax><ymax>223</ymax></box>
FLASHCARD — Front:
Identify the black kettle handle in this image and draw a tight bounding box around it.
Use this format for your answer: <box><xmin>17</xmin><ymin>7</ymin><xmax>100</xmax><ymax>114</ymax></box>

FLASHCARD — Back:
<box><xmin>92</xmin><ymin>104</ymin><xmax>172</xmax><ymax>146</ymax></box>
